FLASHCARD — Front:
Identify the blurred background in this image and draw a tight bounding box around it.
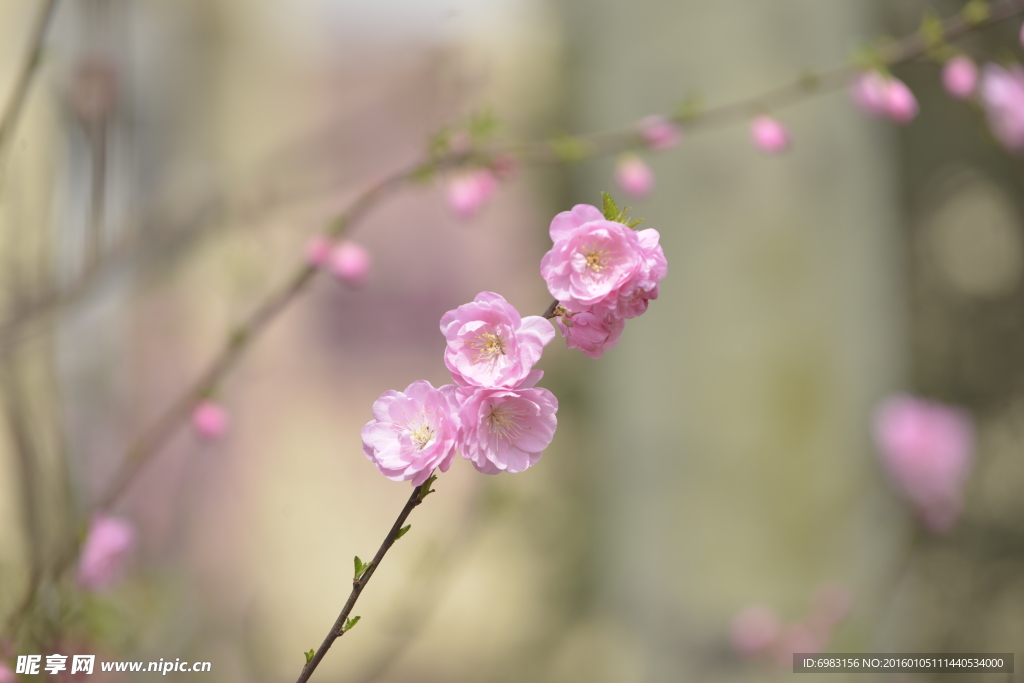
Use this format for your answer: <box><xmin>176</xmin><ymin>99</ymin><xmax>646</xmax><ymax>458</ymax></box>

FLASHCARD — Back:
<box><xmin>1</xmin><ymin>0</ymin><xmax>1023</xmax><ymax>681</ymax></box>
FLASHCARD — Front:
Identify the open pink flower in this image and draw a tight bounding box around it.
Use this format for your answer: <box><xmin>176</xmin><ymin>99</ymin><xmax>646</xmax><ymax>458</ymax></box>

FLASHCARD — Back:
<box><xmin>541</xmin><ymin>204</ymin><xmax>667</xmax><ymax>317</ymax></box>
<box><xmin>77</xmin><ymin>515</ymin><xmax>135</xmax><ymax>591</ymax></box>
<box><xmin>981</xmin><ymin>63</ymin><xmax>1024</xmax><ymax>152</ymax></box>
<box><xmin>750</xmin><ymin>115</ymin><xmax>791</xmax><ymax>154</ymax></box>
<box><xmin>440</xmin><ymin>292</ymin><xmax>555</xmax><ymax>389</ymax></box>
<box><xmin>330</xmin><ymin>241</ymin><xmax>371</xmax><ymax>287</ymax></box>
<box><xmin>361</xmin><ymin>380</ymin><xmax>460</xmax><ymax>486</ymax></box>
<box><xmin>873</xmin><ymin>395</ymin><xmax>974</xmax><ymax>533</ymax></box>
<box><xmin>615</xmin><ymin>155</ymin><xmax>654</xmax><ymax>198</ymax></box>
<box><xmin>456</xmin><ymin>381</ymin><xmax>558</xmax><ymax>474</ymax></box>
<box><xmin>447</xmin><ymin>169</ymin><xmax>497</xmax><ymax>218</ymax></box>
<box><xmin>943</xmin><ymin>56</ymin><xmax>978</xmax><ymax>100</ymax></box>
<box><xmin>639</xmin><ymin>115</ymin><xmax>682</xmax><ymax>151</ymax></box>
<box><xmin>555</xmin><ymin>310</ymin><xmax>625</xmax><ymax>359</ymax></box>
<box><xmin>192</xmin><ymin>400</ymin><xmax>228</xmax><ymax>439</ymax></box>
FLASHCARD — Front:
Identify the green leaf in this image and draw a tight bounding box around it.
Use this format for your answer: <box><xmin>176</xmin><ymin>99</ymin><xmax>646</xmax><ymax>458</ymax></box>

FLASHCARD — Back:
<box><xmin>676</xmin><ymin>93</ymin><xmax>703</xmax><ymax>124</ymax></box>
<box><xmin>410</xmin><ymin>162</ymin><xmax>437</xmax><ymax>185</ymax></box>
<box><xmin>418</xmin><ymin>473</ymin><xmax>438</xmax><ymax>500</ymax></box>
<box><xmin>601</xmin><ymin>192</ymin><xmax>619</xmax><ymax>221</ymax></box>
<box><xmin>468</xmin><ymin>108</ymin><xmax>499</xmax><ymax>141</ymax></box>
<box><xmin>344</xmin><ymin>616</ymin><xmax>361</xmax><ymax>632</ymax></box>
<box><xmin>304</xmin><ymin>649</ymin><xmax>315</xmax><ymax>664</ymax></box>
<box><xmin>962</xmin><ymin>0</ymin><xmax>989</xmax><ymax>25</ymax></box>
<box><xmin>428</xmin><ymin>129</ymin><xmax>451</xmax><ymax>157</ymax></box>
<box><xmin>353</xmin><ymin>556</ymin><xmax>370</xmax><ymax>581</ymax></box>
<box><xmin>550</xmin><ymin>135</ymin><xmax>590</xmax><ymax>163</ymax></box>
<box><xmin>395</xmin><ymin>524</ymin><xmax>411</xmax><ymax>539</ymax></box>
<box><xmin>625</xmin><ymin>218</ymin><xmax>645</xmax><ymax>228</ymax></box>
<box><xmin>919</xmin><ymin>11</ymin><xmax>945</xmax><ymax>49</ymax></box>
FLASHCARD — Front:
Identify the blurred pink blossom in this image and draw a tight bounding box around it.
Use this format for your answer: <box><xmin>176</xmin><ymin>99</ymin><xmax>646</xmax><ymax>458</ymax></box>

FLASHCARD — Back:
<box><xmin>942</xmin><ymin>56</ymin><xmax>978</xmax><ymax>100</ymax></box>
<box><xmin>850</xmin><ymin>72</ymin><xmax>918</xmax><ymax>123</ymax></box>
<box><xmin>0</xmin><ymin>663</ymin><xmax>14</xmax><ymax>683</ymax></box>
<box><xmin>440</xmin><ymin>292</ymin><xmax>554</xmax><ymax>389</ymax></box>
<box><xmin>873</xmin><ymin>395</ymin><xmax>974</xmax><ymax>533</ymax></box>
<box><xmin>455</xmin><ymin>380</ymin><xmax>558</xmax><ymax>475</ymax></box>
<box><xmin>305</xmin><ymin>235</ymin><xmax>331</xmax><ymax>267</ymax></box>
<box><xmin>77</xmin><ymin>515</ymin><xmax>135</xmax><ymax>591</ymax></box>
<box><xmin>639</xmin><ymin>115</ymin><xmax>682</xmax><ymax>151</ymax></box>
<box><xmin>555</xmin><ymin>310</ymin><xmax>625</xmax><ymax>359</ymax></box>
<box><xmin>749</xmin><ymin>115</ymin><xmax>791</xmax><ymax>154</ymax></box>
<box><xmin>361</xmin><ymin>380</ymin><xmax>460</xmax><ymax>486</ymax></box>
<box><xmin>731</xmin><ymin>605</ymin><xmax>781</xmax><ymax>655</ymax></box>
<box><xmin>980</xmin><ymin>63</ymin><xmax>1024</xmax><ymax>152</ymax></box>
<box><xmin>615</xmin><ymin>155</ymin><xmax>654</xmax><ymax>197</ymax></box>
<box><xmin>192</xmin><ymin>400</ymin><xmax>229</xmax><ymax>439</ymax></box>
<box><xmin>329</xmin><ymin>241</ymin><xmax>371</xmax><ymax>287</ymax></box>
<box><xmin>447</xmin><ymin>169</ymin><xmax>497</xmax><ymax>218</ymax></box>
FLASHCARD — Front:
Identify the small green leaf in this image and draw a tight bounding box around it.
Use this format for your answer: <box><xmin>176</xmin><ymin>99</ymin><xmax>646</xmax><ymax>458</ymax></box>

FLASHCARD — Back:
<box><xmin>418</xmin><ymin>473</ymin><xmax>438</xmax><ymax>500</ymax></box>
<box><xmin>468</xmin><ymin>108</ymin><xmax>499</xmax><ymax>141</ymax></box>
<box><xmin>625</xmin><ymin>218</ymin><xmax>645</xmax><ymax>228</ymax></box>
<box><xmin>550</xmin><ymin>135</ymin><xmax>590</xmax><ymax>163</ymax></box>
<box><xmin>676</xmin><ymin>93</ymin><xmax>703</xmax><ymax>124</ymax></box>
<box><xmin>411</xmin><ymin>162</ymin><xmax>437</xmax><ymax>185</ymax></box>
<box><xmin>353</xmin><ymin>556</ymin><xmax>370</xmax><ymax>581</ymax></box>
<box><xmin>428</xmin><ymin>129</ymin><xmax>451</xmax><ymax>157</ymax></box>
<box><xmin>919</xmin><ymin>11</ymin><xmax>945</xmax><ymax>49</ymax></box>
<box><xmin>304</xmin><ymin>649</ymin><xmax>315</xmax><ymax>664</ymax></box>
<box><xmin>344</xmin><ymin>615</ymin><xmax>361</xmax><ymax>632</ymax></box>
<box><xmin>395</xmin><ymin>524</ymin><xmax>411</xmax><ymax>539</ymax></box>
<box><xmin>601</xmin><ymin>192</ymin><xmax>619</xmax><ymax>221</ymax></box>
<box><xmin>798</xmin><ymin>70</ymin><xmax>820</xmax><ymax>92</ymax></box>
<box><xmin>963</xmin><ymin>0</ymin><xmax>989</xmax><ymax>25</ymax></box>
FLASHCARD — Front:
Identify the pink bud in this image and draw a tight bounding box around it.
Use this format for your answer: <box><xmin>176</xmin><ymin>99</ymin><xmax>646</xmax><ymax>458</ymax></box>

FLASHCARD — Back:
<box><xmin>76</xmin><ymin>515</ymin><xmax>135</xmax><ymax>591</ymax></box>
<box><xmin>885</xmin><ymin>78</ymin><xmax>919</xmax><ymax>124</ymax></box>
<box><xmin>943</xmin><ymin>56</ymin><xmax>978</xmax><ymax>99</ymax></box>
<box><xmin>329</xmin><ymin>241</ymin><xmax>371</xmax><ymax>287</ymax></box>
<box><xmin>850</xmin><ymin>71</ymin><xmax>891</xmax><ymax>117</ymax></box>
<box><xmin>192</xmin><ymin>400</ymin><xmax>229</xmax><ymax>439</ymax></box>
<box><xmin>615</xmin><ymin>155</ymin><xmax>654</xmax><ymax>198</ymax></box>
<box><xmin>639</xmin><ymin>115</ymin><xmax>682</xmax><ymax>151</ymax></box>
<box><xmin>731</xmin><ymin>605</ymin><xmax>781</xmax><ymax>655</ymax></box>
<box><xmin>447</xmin><ymin>169</ymin><xmax>498</xmax><ymax>218</ymax></box>
<box><xmin>873</xmin><ymin>395</ymin><xmax>974</xmax><ymax>533</ymax></box>
<box><xmin>305</xmin><ymin>235</ymin><xmax>331</xmax><ymax>267</ymax></box>
<box><xmin>749</xmin><ymin>115</ymin><xmax>791</xmax><ymax>154</ymax></box>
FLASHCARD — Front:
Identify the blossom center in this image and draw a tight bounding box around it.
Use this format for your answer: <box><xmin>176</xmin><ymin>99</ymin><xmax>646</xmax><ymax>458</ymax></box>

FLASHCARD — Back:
<box><xmin>409</xmin><ymin>423</ymin><xmax>435</xmax><ymax>450</ymax></box>
<box><xmin>583</xmin><ymin>246</ymin><xmax>612</xmax><ymax>273</ymax></box>
<box><xmin>471</xmin><ymin>331</ymin><xmax>507</xmax><ymax>365</ymax></box>
<box><xmin>487</xmin><ymin>403</ymin><xmax>526</xmax><ymax>441</ymax></box>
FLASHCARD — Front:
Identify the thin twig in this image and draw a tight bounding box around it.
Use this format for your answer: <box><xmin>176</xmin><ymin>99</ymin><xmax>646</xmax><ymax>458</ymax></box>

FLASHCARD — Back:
<box><xmin>295</xmin><ymin>481</ymin><xmax>432</xmax><ymax>683</ymax></box>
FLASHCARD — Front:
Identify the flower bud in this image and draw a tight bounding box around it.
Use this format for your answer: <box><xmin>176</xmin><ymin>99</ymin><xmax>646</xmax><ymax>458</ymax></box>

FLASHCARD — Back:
<box><xmin>77</xmin><ymin>515</ymin><xmax>135</xmax><ymax>591</ymax></box>
<box><xmin>749</xmin><ymin>115</ymin><xmax>791</xmax><ymax>154</ymax></box>
<box><xmin>886</xmin><ymin>78</ymin><xmax>919</xmax><ymax>124</ymax></box>
<box><xmin>639</xmin><ymin>115</ymin><xmax>682</xmax><ymax>151</ymax></box>
<box><xmin>329</xmin><ymin>241</ymin><xmax>371</xmax><ymax>287</ymax></box>
<box><xmin>192</xmin><ymin>400</ymin><xmax>229</xmax><ymax>439</ymax></box>
<box><xmin>305</xmin><ymin>235</ymin><xmax>331</xmax><ymax>267</ymax></box>
<box><xmin>447</xmin><ymin>169</ymin><xmax>498</xmax><ymax>218</ymax></box>
<box><xmin>615</xmin><ymin>155</ymin><xmax>654</xmax><ymax>198</ymax></box>
<box><xmin>943</xmin><ymin>56</ymin><xmax>978</xmax><ymax>99</ymax></box>
<box><xmin>731</xmin><ymin>605</ymin><xmax>781</xmax><ymax>656</ymax></box>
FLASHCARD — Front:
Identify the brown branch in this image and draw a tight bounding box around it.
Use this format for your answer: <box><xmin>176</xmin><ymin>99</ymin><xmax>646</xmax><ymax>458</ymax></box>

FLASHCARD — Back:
<box><xmin>0</xmin><ymin>0</ymin><xmax>59</xmax><ymax>159</ymax></box>
<box><xmin>295</xmin><ymin>481</ymin><xmax>432</xmax><ymax>683</ymax></box>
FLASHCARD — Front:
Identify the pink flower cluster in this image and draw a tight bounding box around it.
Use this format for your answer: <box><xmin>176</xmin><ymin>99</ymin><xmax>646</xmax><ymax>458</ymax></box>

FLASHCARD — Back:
<box><xmin>731</xmin><ymin>583</ymin><xmax>853</xmax><ymax>667</ymax></box>
<box><xmin>872</xmin><ymin>394</ymin><xmax>974</xmax><ymax>533</ymax></box>
<box><xmin>850</xmin><ymin>71</ymin><xmax>918</xmax><ymax>124</ymax></box>
<box><xmin>362</xmin><ymin>292</ymin><xmax>558</xmax><ymax>484</ymax></box>
<box><xmin>541</xmin><ymin>203</ymin><xmax>667</xmax><ymax>358</ymax></box>
<box><xmin>76</xmin><ymin>515</ymin><xmax>136</xmax><ymax>591</ymax></box>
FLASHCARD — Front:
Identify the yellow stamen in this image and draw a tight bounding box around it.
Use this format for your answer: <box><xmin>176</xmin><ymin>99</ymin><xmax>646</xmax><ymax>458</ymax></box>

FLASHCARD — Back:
<box><xmin>471</xmin><ymin>331</ymin><xmax>507</xmax><ymax>365</ymax></box>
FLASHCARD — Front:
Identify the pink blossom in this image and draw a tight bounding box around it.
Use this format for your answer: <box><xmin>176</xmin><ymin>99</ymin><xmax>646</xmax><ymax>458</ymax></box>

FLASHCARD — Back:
<box><xmin>886</xmin><ymin>78</ymin><xmax>919</xmax><ymax>124</ymax></box>
<box><xmin>192</xmin><ymin>400</ymin><xmax>229</xmax><ymax>439</ymax></box>
<box><xmin>873</xmin><ymin>395</ymin><xmax>974</xmax><ymax>533</ymax></box>
<box><xmin>731</xmin><ymin>605</ymin><xmax>781</xmax><ymax>655</ymax></box>
<box><xmin>329</xmin><ymin>241</ymin><xmax>371</xmax><ymax>287</ymax></box>
<box><xmin>639</xmin><ymin>115</ymin><xmax>682</xmax><ymax>151</ymax></box>
<box><xmin>455</xmin><ymin>380</ymin><xmax>558</xmax><ymax>475</ymax></box>
<box><xmin>615</xmin><ymin>155</ymin><xmax>654</xmax><ymax>198</ymax></box>
<box><xmin>541</xmin><ymin>204</ymin><xmax>667</xmax><ymax>317</ymax></box>
<box><xmin>440</xmin><ymin>292</ymin><xmax>555</xmax><ymax>389</ymax></box>
<box><xmin>850</xmin><ymin>72</ymin><xmax>918</xmax><ymax>123</ymax></box>
<box><xmin>447</xmin><ymin>169</ymin><xmax>497</xmax><ymax>218</ymax></box>
<box><xmin>305</xmin><ymin>235</ymin><xmax>331</xmax><ymax>267</ymax></box>
<box><xmin>980</xmin><ymin>63</ymin><xmax>1024</xmax><ymax>152</ymax></box>
<box><xmin>943</xmin><ymin>56</ymin><xmax>978</xmax><ymax>100</ymax></box>
<box><xmin>0</xmin><ymin>663</ymin><xmax>13</xmax><ymax>683</ymax></box>
<box><xmin>555</xmin><ymin>310</ymin><xmax>625</xmax><ymax>359</ymax></box>
<box><xmin>750</xmin><ymin>115</ymin><xmax>791</xmax><ymax>154</ymax></box>
<box><xmin>77</xmin><ymin>515</ymin><xmax>135</xmax><ymax>591</ymax></box>
<box><xmin>361</xmin><ymin>380</ymin><xmax>460</xmax><ymax>486</ymax></box>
